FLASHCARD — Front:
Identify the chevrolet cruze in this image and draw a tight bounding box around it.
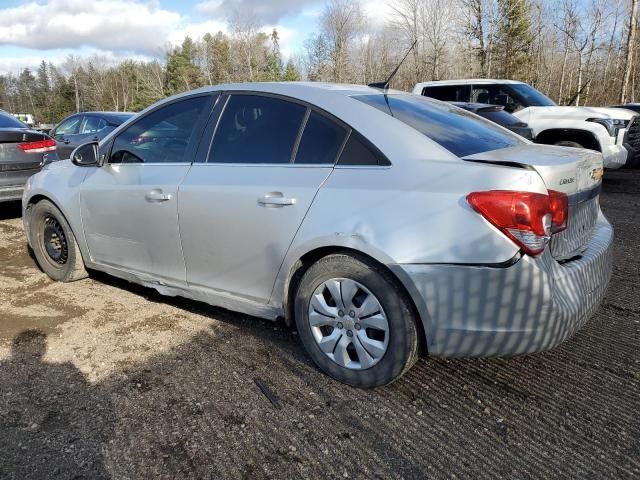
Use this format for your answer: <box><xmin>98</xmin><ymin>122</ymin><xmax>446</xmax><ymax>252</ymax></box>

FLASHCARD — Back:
<box><xmin>22</xmin><ymin>83</ymin><xmax>613</xmax><ymax>387</ymax></box>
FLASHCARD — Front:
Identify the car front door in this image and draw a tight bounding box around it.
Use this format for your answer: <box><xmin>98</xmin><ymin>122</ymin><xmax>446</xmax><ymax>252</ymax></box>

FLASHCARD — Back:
<box><xmin>52</xmin><ymin>115</ymin><xmax>83</xmax><ymax>159</ymax></box>
<box><xmin>178</xmin><ymin>94</ymin><xmax>348</xmax><ymax>303</ymax></box>
<box><xmin>77</xmin><ymin>115</ymin><xmax>107</xmax><ymax>144</ymax></box>
<box><xmin>79</xmin><ymin>94</ymin><xmax>215</xmax><ymax>284</ymax></box>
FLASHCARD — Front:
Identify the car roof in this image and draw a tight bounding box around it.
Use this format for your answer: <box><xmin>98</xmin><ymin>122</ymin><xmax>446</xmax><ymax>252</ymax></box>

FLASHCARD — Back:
<box><xmin>415</xmin><ymin>79</ymin><xmax>525</xmax><ymax>88</ymax></box>
<box><xmin>84</xmin><ymin>111</ymin><xmax>135</xmax><ymax>117</ymax></box>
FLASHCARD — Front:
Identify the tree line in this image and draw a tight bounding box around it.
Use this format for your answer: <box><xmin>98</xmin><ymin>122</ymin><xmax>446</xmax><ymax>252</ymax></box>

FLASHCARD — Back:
<box><xmin>0</xmin><ymin>0</ymin><xmax>638</xmax><ymax>126</ymax></box>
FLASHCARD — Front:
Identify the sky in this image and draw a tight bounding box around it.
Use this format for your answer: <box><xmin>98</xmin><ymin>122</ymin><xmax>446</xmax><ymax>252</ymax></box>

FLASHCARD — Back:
<box><xmin>0</xmin><ymin>0</ymin><xmax>393</xmax><ymax>74</ymax></box>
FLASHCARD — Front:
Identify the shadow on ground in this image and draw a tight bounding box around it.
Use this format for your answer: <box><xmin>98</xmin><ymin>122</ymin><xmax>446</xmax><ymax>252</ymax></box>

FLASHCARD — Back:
<box><xmin>0</xmin><ymin>171</ymin><xmax>638</xmax><ymax>479</ymax></box>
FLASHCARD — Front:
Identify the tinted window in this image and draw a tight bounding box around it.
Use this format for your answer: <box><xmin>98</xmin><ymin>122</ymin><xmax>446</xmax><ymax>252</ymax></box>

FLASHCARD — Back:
<box><xmin>111</xmin><ymin>114</ymin><xmax>134</xmax><ymax>125</ymax></box>
<box><xmin>509</xmin><ymin>83</ymin><xmax>556</xmax><ymax>107</ymax></box>
<box><xmin>472</xmin><ymin>85</ymin><xmax>522</xmax><ymax>110</ymax></box>
<box><xmin>110</xmin><ymin>96</ymin><xmax>207</xmax><ymax>164</ymax></box>
<box><xmin>338</xmin><ymin>131</ymin><xmax>387</xmax><ymax>166</ymax></box>
<box><xmin>55</xmin><ymin>116</ymin><xmax>81</xmax><ymax>135</ymax></box>
<box><xmin>210</xmin><ymin>95</ymin><xmax>306</xmax><ymax>164</ymax></box>
<box><xmin>354</xmin><ymin>94</ymin><xmax>522</xmax><ymax>157</ymax></box>
<box><xmin>479</xmin><ymin>110</ymin><xmax>524</xmax><ymax>127</ymax></box>
<box><xmin>0</xmin><ymin>113</ymin><xmax>26</xmax><ymax>128</ymax></box>
<box><xmin>423</xmin><ymin>85</ymin><xmax>470</xmax><ymax>102</ymax></box>
<box><xmin>81</xmin><ymin>116</ymin><xmax>107</xmax><ymax>134</ymax></box>
<box><xmin>295</xmin><ymin>111</ymin><xmax>347</xmax><ymax>164</ymax></box>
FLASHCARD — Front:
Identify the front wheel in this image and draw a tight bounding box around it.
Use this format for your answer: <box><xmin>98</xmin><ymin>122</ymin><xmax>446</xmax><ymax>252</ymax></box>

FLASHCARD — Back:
<box><xmin>294</xmin><ymin>253</ymin><xmax>419</xmax><ymax>387</ymax></box>
<box><xmin>29</xmin><ymin>200</ymin><xmax>88</xmax><ymax>282</ymax></box>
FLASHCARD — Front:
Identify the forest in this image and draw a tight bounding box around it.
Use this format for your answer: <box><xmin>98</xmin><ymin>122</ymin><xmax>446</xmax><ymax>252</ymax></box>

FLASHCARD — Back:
<box><xmin>0</xmin><ymin>0</ymin><xmax>638</xmax><ymax>125</ymax></box>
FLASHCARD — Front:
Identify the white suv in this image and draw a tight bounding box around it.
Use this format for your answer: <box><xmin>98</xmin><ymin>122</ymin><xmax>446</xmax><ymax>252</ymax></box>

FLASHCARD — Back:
<box><xmin>414</xmin><ymin>79</ymin><xmax>639</xmax><ymax>169</ymax></box>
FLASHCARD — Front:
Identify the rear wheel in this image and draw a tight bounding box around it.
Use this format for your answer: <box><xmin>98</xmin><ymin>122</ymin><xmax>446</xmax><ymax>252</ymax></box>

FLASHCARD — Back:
<box><xmin>29</xmin><ymin>200</ymin><xmax>88</xmax><ymax>282</ymax></box>
<box><xmin>294</xmin><ymin>253</ymin><xmax>419</xmax><ymax>387</ymax></box>
<box><xmin>554</xmin><ymin>140</ymin><xmax>584</xmax><ymax>148</ymax></box>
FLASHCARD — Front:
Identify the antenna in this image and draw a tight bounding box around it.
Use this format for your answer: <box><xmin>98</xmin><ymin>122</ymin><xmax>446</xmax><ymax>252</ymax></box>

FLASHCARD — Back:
<box><xmin>368</xmin><ymin>40</ymin><xmax>417</xmax><ymax>91</ymax></box>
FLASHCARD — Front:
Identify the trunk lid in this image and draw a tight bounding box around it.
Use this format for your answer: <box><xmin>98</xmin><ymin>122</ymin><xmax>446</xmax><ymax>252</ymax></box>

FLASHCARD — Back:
<box><xmin>0</xmin><ymin>128</ymin><xmax>51</xmax><ymax>189</ymax></box>
<box><xmin>464</xmin><ymin>144</ymin><xmax>603</xmax><ymax>260</ymax></box>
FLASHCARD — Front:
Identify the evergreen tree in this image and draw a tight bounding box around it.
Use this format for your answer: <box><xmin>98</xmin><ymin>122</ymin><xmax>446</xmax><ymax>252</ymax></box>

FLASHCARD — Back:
<box><xmin>283</xmin><ymin>59</ymin><xmax>301</xmax><ymax>81</ymax></box>
<box><xmin>494</xmin><ymin>0</ymin><xmax>533</xmax><ymax>79</ymax></box>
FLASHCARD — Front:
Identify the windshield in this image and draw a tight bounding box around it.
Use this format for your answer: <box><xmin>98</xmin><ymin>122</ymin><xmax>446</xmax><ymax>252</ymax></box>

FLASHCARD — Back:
<box><xmin>353</xmin><ymin>94</ymin><xmax>523</xmax><ymax>157</ymax></box>
<box><xmin>510</xmin><ymin>83</ymin><xmax>556</xmax><ymax>107</ymax></box>
<box><xmin>0</xmin><ymin>112</ymin><xmax>27</xmax><ymax>128</ymax></box>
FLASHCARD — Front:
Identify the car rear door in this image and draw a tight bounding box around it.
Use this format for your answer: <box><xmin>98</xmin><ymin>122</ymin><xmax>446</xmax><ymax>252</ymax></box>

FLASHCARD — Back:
<box><xmin>79</xmin><ymin>94</ymin><xmax>215</xmax><ymax>284</ymax></box>
<box><xmin>178</xmin><ymin>93</ymin><xmax>348</xmax><ymax>303</ymax></box>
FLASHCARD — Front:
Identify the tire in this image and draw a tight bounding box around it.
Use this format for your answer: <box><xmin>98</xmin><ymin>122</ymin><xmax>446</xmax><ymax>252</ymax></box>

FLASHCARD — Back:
<box><xmin>29</xmin><ymin>200</ymin><xmax>88</xmax><ymax>282</ymax></box>
<box><xmin>294</xmin><ymin>253</ymin><xmax>419</xmax><ymax>388</ymax></box>
<box><xmin>554</xmin><ymin>140</ymin><xmax>584</xmax><ymax>148</ymax></box>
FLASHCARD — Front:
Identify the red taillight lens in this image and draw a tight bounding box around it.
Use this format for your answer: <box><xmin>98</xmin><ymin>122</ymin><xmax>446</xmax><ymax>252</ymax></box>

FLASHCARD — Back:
<box><xmin>17</xmin><ymin>138</ymin><xmax>56</xmax><ymax>153</ymax></box>
<box><xmin>467</xmin><ymin>190</ymin><xmax>553</xmax><ymax>256</ymax></box>
<box><xmin>548</xmin><ymin>190</ymin><xmax>568</xmax><ymax>233</ymax></box>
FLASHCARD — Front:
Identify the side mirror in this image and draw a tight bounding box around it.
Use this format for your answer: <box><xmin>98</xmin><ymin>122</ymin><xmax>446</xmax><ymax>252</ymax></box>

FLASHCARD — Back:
<box><xmin>71</xmin><ymin>141</ymin><xmax>100</xmax><ymax>167</ymax></box>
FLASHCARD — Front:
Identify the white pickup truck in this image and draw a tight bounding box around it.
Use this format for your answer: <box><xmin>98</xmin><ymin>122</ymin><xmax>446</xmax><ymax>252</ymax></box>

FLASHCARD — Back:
<box><xmin>413</xmin><ymin>79</ymin><xmax>640</xmax><ymax>169</ymax></box>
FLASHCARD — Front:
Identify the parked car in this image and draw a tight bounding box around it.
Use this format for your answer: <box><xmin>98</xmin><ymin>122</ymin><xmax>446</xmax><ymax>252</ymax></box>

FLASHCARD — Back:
<box><xmin>608</xmin><ymin>104</ymin><xmax>640</xmax><ymax>167</ymax></box>
<box><xmin>414</xmin><ymin>79</ymin><xmax>638</xmax><ymax>169</ymax></box>
<box><xmin>609</xmin><ymin>103</ymin><xmax>640</xmax><ymax>114</ymax></box>
<box><xmin>12</xmin><ymin>113</ymin><xmax>35</xmax><ymax>127</ymax></box>
<box><xmin>22</xmin><ymin>83</ymin><xmax>613</xmax><ymax>387</ymax></box>
<box><xmin>0</xmin><ymin>110</ymin><xmax>57</xmax><ymax>203</ymax></box>
<box><xmin>451</xmin><ymin>102</ymin><xmax>533</xmax><ymax>139</ymax></box>
<box><xmin>50</xmin><ymin>111</ymin><xmax>134</xmax><ymax>159</ymax></box>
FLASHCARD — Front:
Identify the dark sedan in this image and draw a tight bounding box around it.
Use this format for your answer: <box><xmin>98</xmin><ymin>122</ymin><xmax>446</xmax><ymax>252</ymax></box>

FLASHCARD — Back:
<box><xmin>0</xmin><ymin>110</ymin><xmax>58</xmax><ymax>203</ymax></box>
<box><xmin>452</xmin><ymin>102</ymin><xmax>534</xmax><ymax>139</ymax></box>
<box><xmin>50</xmin><ymin>111</ymin><xmax>134</xmax><ymax>159</ymax></box>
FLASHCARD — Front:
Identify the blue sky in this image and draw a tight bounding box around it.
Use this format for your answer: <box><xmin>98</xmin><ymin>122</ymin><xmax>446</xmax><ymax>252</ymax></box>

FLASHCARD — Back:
<box><xmin>0</xmin><ymin>0</ymin><xmax>379</xmax><ymax>74</ymax></box>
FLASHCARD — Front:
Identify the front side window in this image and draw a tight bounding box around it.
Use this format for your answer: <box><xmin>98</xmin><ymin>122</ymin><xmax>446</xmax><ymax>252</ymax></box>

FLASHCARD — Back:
<box><xmin>110</xmin><ymin>96</ymin><xmax>208</xmax><ymax>164</ymax></box>
<box><xmin>295</xmin><ymin>111</ymin><xmax>347</xmax><ymax>165</ymax></box>
<box><xmin>509</xmin><ymin>83</ymin><xmax>556</xmax><ymax>107</ymax></box>
<box><xmin>472</xmin><ymin>85</ymin><xmax>524</xmax><ymax>111</ymax></box>
<box><xmin>81</xmin><ymin>116</ymin><xmax>107</xmax><ymax>134</ymax></box>
<box><xmin>55</xmin><ymin>116</ymin><xmax>82</xmax><ymax>136</ymax></box>
<box><xmin>354</xmin><ymin>94</ymin><xmax>522</xmax><ymax>158</ymax></box>
<box><xmin>209</xmin><ymin>95</ymin><xmax>307</xmax><ymax>164</ymax></box>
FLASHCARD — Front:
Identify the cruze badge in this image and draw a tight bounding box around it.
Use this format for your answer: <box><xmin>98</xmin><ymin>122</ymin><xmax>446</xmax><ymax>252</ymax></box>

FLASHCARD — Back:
<box><xmin>590</xmin><ymin>168</ymin><xmax>604</xmax><ymax>181</ymax></box>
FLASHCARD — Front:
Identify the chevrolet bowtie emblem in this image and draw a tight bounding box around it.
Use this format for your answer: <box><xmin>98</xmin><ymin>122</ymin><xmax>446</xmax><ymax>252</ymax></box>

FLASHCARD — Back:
<box><xmin>590</xmin><ymin>168</ymin><xmax>604</xmax><ymax>180</ymax></box>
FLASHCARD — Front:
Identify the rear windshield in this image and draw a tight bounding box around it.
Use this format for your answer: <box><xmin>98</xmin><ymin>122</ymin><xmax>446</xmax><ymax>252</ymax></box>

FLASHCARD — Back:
<box><xmin>479</xmin><ymin>109</ymin><xmax>525</xmax><ymax>127</ymax></box>
<box><xmin>0</xmin><ymin>113</ymin><xmax>27</xmax><ymax>128</ymax></box>
<box><xmin>353</xmin><ymin>94</ymin><xmax>522</xmax><ymax>157</ymax></box>
<box><xmin>112</xmin><ymin>114</ymin><xmax>134</xmax><ymax>125</ymax></box>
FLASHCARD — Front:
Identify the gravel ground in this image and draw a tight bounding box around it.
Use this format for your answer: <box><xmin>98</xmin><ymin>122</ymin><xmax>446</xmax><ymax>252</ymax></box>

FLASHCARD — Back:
<box><xmin>0</xmin><ymin>169</ymin><xmax>638</xmax><ymax>480</ymax></box>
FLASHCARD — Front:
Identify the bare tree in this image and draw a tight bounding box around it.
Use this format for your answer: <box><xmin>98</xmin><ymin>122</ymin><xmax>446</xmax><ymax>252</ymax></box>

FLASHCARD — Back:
<box><xmin>321</xmin><ymin>0</ymin><xmax>364</xmax><ymax>82</ymax></box>
<box><xmin>620</xmin><ymin>0</ymin><xmax>638</xmax><ymax>102</ymax></box>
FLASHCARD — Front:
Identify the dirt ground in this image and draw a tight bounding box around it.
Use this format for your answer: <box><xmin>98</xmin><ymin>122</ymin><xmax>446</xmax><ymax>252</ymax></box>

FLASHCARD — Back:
<box><xmin>0</xmin><ymin>170</ymin><xmax>638</xmax><ymax>480</ymax></box>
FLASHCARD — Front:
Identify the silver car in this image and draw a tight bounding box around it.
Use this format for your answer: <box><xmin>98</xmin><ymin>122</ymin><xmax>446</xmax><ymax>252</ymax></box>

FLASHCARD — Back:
<box><xmin>22</xmin><ymin>83</ymin><xmax>613</xmax><ymax>387</ymax></box>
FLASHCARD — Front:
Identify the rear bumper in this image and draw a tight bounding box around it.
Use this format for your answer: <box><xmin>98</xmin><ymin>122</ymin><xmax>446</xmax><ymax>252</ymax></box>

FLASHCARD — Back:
<box><xmin>392</xmin><ymin>213</ymin><xmax>614</xmax><ymax>357</ymax></box>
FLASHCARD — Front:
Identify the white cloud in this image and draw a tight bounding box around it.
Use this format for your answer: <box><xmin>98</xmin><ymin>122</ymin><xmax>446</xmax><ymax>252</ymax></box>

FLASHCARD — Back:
<box><xmin>195</xmin><ymin>0</ymin><xmax>320</xmax><ymax>24</ymax></box>
<box><xmin>0</xmin><ymin>0</ymin><xmax>180</xmax><ymax>55</ymax></box>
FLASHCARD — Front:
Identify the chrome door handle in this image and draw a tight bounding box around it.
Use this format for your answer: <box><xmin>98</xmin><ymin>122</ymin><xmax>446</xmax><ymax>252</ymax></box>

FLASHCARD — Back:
<box><xmin>145</xmin><ymin>190</ymin><xmax>172</xmax><ymax>202</ymax></box>
<box><xmin>258</xmin><ymin>192</ymin><xmax>296</xmax><ymax>206</ymax></box>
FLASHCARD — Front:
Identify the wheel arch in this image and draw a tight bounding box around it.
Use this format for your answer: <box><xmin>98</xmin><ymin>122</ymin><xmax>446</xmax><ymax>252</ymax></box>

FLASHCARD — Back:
<box><xmin>535</xmin><ymin>128</ymin><xmax>601</xmax><ymax>151</ymax></box>
<box><xmin>280</xmin><ymin>245</ymin><xmax>430</xmax><ymax>356</ymax></box>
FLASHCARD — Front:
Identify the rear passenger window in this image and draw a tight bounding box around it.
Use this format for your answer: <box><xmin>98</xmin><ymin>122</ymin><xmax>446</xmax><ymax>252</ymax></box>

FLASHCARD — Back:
<box><xmin>423</xmin><ymin>86</ymin><xmax>470</xmax><ymax>102</ymax></box>
<box><xmin>210</xmin><ymin>95</ymin><xmax>306</xmax><ymax>164</ymax></box>
<box><xmin>295</xmin><ymin>111</ymin><xmax>347</xmax><ymax>164</ymax></box>
<box><xmin>338</xmin><ymin>132</ymin><xmax>389</xmax><ymax>166</ymax></box>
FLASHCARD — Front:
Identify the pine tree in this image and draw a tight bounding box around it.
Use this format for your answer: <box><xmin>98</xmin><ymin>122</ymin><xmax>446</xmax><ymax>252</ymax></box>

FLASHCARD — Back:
<box><xmin>283</xmin><ymin>59</ymin><xmax>301</xmax><ymax>81</ymax></box>
<box><xmin>494</xmin><ymin>0</ymin><xmax>533</xmax><ymax>79</ymax></box>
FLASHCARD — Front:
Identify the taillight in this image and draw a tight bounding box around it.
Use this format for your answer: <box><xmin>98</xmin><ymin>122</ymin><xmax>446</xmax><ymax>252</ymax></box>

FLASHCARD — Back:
<box><xmin>467</xmin><ymin>190</ymin><xmax>559</xmax><ymax>256</ymax></box>
<box><xmin>548</xmin><ymin>190</ymin><xmax>568</xmax><ymax>233</ymax></box>
<box><xmin>17</xmin><ymin>138</ymin><xmax>56</xmax><ymax>153</ymax></box>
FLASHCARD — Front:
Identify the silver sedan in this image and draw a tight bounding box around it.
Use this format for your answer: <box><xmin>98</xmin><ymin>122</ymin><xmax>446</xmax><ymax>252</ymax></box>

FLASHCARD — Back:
<box><xmin>22</xmin><ymin>82</ymin><xmax>613</xmax><ymax>387</ymax></box>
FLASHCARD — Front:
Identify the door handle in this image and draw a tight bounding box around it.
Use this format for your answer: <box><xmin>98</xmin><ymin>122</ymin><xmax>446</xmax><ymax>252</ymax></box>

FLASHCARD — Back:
<box><xmin>92</xmin><ymin>136</ymin><xmax>99</xmax><ymax>141</ymax></box>
<box><xmin>145</xmin><ymin>190</ymin><xmax>172</xmax><ymax>202</ymax></box>
<box><xmin>63</xmin><ymin>139</ymin><xmax>70</xmax><ymax>144</ymax></box>
<box><xmin>258</xmin><ymin>192</ymin><xmax>296</xmax><ymax>207</ymax></box>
